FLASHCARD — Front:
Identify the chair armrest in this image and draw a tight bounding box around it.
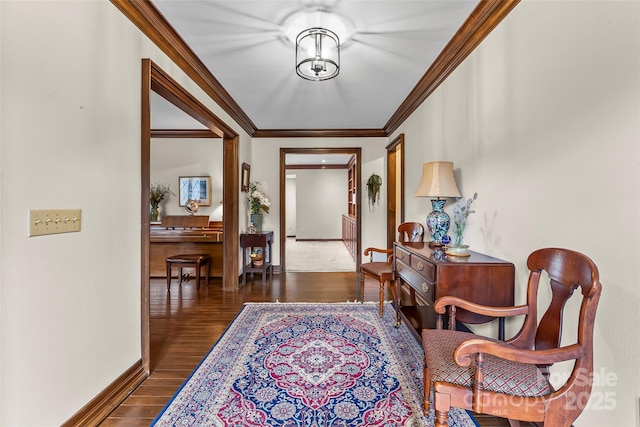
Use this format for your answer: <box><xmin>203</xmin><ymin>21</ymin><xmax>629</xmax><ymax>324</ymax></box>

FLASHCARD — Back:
<box><xmin>453</xmin><ymin>338</ymin><xmax>585</xmax><ymax>367</ymax></box>
<box><xmin>434</xmin><ymin>296</ymin><xmax>529</xmax><ymax>318</ymax></box>
<box><xmin>363</xmin><ymin>247</ymin><xmax>393</xmax><ymax>257</ymax></box>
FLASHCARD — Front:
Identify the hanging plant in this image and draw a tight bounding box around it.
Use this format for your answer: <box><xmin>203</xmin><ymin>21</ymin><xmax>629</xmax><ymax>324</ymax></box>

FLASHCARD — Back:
<box><xmin>366</xmin><ymin>173</ymin><xmax>382</xmax><ymax>211</ymax></box>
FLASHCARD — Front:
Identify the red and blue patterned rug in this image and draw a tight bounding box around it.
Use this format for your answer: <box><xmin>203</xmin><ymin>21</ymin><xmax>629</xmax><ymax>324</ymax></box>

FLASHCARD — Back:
<box><xmin>152</xmin><ymin>302</ymin><xmax>479</xmax><ymax>426</ymax></box>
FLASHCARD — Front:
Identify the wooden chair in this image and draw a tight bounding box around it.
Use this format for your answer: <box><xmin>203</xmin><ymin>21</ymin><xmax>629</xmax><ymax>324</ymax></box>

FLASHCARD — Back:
<box><xmin>422</xmin><ymin>248</ymin><xmax>602</xmax><ymax>427</ymax></box>
<box><xmin>166</xmin><ymin>254</ymin><xmax>210</xmax><ymax>291</ymax></box>
<box><xmin>360</xmin><ymin>222</ymin><xmax>424</xmax><ymax>317</ymax></box>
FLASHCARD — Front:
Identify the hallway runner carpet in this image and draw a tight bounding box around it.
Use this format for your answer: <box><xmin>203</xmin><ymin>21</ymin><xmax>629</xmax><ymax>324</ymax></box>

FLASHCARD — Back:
<box><xmin>152</xmin><ymin>302</ymin><xmax>479</xmax><ymax>426</ymax></box>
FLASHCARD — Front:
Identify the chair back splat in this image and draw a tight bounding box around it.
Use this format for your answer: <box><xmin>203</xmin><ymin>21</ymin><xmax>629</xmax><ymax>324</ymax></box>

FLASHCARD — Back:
<box><xmin>422</xmin><ymin>247</ymin><xmax>602</xmax><ymax>427</ymax></box>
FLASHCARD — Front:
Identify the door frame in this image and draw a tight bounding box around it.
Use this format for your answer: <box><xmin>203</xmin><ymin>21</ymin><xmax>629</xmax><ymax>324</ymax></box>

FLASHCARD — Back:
<box><xmin>386</xmin><ymin>134</ymin><xmax>404</xmax><ymax>247</ymax></box>
<box><xmin>279</xmin><ymin>147</ymin><xmax>362</xmax><ymax>274</ymax></box>
<box><xmin>141</xmin><ymin>59</ymin><xmax>239</xmax><ymax>373</ymax></box>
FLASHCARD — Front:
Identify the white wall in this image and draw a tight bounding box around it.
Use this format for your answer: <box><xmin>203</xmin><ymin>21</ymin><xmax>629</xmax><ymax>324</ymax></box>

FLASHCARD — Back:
<box><xmin>0</xmin><ymin>1</ymin><xmax>249</xmax><ymax>424</ymax></box>
<box><xmin>285</xmin><ymin>176</ymin><xmax>297</xmax><ymax>236</ymax></box>
<box><xmin>295</xmin><ymin>169</ymin><xmax>348</xmax><ymax>240</ymax></box>
<box><xmin>392</xmin><ymin>1</ymin><xmax>640</xmax><ymax>425</ymax></box>
<box><xmin>151</xmin><ymin>138</ymin><xmax>224</xmax><ymax>221</ymax></box>
<box><xmin>251</xmin><ymin>138</ymin><xmax>389</xmax><ymax>265</ymax></box>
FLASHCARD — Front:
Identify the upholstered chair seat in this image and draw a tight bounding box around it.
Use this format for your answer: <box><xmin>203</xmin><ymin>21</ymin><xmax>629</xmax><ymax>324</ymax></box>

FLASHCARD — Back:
<box><xmin>423</xmin><ymin>329</ymin><xmax>551</xmax><ymax>397</ymax></box>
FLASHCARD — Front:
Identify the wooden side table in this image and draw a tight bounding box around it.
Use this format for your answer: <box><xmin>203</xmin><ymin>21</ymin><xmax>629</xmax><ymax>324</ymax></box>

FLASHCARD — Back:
<box><xmin>393</xmin><ymin>242</ymin><xmax>515</xmax><ymax>341</ymax></box>
<box><xmin>240</xmin><ymin>231</ymin><xmax>273</xmax><ymax>284</ymax></box>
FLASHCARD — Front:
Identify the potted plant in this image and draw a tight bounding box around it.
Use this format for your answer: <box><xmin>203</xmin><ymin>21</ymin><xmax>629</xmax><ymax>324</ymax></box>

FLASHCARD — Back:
<box><xmin>366</xmin><ymin>173</ymin><xmax>382</xmax><ymax>212</ymax></box>
<box><xmin>446</xmin><ymin>192</ymin><xmax>477</xmax><ymax>256</ymax></box>
<box><xmin>150</xmin><ymin>183</ymin><xmax>174</xmax><ymax>221</ymax></box>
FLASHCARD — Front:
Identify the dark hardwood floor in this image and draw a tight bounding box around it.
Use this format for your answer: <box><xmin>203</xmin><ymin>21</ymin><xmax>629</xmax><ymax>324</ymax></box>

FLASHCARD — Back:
<box><xmin>100</xmin><ymin>272</ymin><xmax>533</xmax><ymax>426</ymax></box>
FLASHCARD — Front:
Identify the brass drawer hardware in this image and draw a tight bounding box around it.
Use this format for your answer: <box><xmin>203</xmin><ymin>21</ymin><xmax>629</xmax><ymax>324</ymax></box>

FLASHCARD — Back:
<box><xmin>422</xmin><ymin>282</ymin><xmax>429</xmax><ymax>293</ymax></box>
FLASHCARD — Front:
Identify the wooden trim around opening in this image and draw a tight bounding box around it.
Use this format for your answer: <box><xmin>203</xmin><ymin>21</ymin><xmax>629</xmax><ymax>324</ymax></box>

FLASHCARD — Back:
<box><xmin>280</xmin><ymin>147</ymin><xmax>362</xmax><ymax>274</ymax></box>
<box><xmin>151</xmin><ymin>129</ymin><xmax>217</xmax><ymax>138</ymax></box>
<box><xmin>286</xmin><ymin>164</ymin><xmax>348</xmax><ymax>170</ymax></box>
<box><xmin>111</xmin><ymin>0</ymin><xmax>257</xmax><ymax>135</ymax></box>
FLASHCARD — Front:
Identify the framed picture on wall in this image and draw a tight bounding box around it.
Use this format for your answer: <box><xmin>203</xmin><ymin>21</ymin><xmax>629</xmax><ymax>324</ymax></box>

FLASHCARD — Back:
<box><xmin>179</xmin><ymin>176</ymin><xmax>212</xmax><ymax>206</ymax></box>
<box><xmin>241</xmin><ymin>162</ymin><xmax>251</xmax><ymax>192</ymax></box>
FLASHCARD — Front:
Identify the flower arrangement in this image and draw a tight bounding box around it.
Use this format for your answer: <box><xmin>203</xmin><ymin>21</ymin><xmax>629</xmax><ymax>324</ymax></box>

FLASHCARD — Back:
<box><xmin>247</xmin><ymin>181</ymin><xmax>271</xmax><ymax>215</ymax></box>
<box><xmin>150</xmin><ymin>183</ymin><xmax>174</xmax><ymax>208</ymax></box>
<box><xmin>452</xmin><ymin>192</ymin><xmax>477</xmax><ymax>247</ymax></box>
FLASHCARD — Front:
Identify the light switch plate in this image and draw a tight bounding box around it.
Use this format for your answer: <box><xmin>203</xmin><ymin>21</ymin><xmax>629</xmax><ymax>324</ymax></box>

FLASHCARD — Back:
<box><xmin>29</xmin><ymin>209</ymin><xmax>81</xmax><ymax>236</ymax></box>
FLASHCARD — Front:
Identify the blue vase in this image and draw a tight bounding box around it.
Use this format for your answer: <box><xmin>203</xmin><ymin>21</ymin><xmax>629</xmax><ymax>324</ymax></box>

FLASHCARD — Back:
<box><xmin>426</xmin><ymin>199</ymin><xmax>450</xmax><ymax>245</ymax></box>
<box><xmin>250</xmin><ymin>213</ymin><xmax>263</xmax><ymax>233</ymax></box>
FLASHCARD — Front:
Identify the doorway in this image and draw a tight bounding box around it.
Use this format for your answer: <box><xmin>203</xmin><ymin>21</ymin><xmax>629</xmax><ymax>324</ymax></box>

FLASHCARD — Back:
<box><xmin>279</xmin><ymin>148</ymin><xmax>362</xmax><ymax>274</ymax></box>
<box><xmin>386</xmin><ymin>134</ymin><xmax>404</xmax><ymax>247</ymax></box>
<box><xmin>141</xmin><ymin>59</ymin><xmax>240</xmax><ymax>373</ymax></box>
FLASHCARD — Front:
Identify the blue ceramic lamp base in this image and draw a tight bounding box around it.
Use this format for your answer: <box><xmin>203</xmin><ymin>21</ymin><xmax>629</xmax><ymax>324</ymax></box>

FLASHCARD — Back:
<box><xmin>426</xmin><ymin>199</ymin><xmax>450</xmax><ymax>246</ymax></box>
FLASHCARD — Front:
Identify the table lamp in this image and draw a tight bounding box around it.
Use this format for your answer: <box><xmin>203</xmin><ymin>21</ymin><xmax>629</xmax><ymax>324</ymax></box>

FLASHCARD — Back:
<box><xmin>414</xmin><ymin>161</ymin><xmax>461</xmax><ymax>245</ymax></box>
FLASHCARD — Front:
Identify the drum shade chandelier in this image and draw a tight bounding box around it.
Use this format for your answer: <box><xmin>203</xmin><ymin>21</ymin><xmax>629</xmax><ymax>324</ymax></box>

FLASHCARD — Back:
<box><xmin>295</xmin><ymin>27</ymin><xmax>340</xmax><ymax>81</ymax></box>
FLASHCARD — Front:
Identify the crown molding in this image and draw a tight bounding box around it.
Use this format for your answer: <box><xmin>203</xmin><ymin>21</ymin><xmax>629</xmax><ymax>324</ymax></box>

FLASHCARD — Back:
<box><xmin>113</xmin><ymin>0</ymin><xmax>518</xmax><ymax>138</ymax></box>
<box><xmin>253</xmin><ymin>129</ymin><xmax>388</xmax><ymax>139</ymax></box>
<box><xmin>111</xmin><ymin>0</ymin><xmax>257</xmax><ymax>136</ymax></box>
<box><xmin>384</xmin><ymin>0</ymin><xmax>520</xmax><ymax>135</ymax></box>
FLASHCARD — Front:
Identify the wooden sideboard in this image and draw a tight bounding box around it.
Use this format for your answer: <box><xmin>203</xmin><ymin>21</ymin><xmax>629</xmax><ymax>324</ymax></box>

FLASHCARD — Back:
<box><xmin>393</xmin><ymin>242</ymin><xmax>515</xmax><ymax>340</ymax></box>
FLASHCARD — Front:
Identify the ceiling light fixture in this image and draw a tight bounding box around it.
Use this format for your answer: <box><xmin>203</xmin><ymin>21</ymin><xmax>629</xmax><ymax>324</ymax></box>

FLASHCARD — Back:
<box><xmin>296</xmin><ymin>27</ymin><xmax>340</xmax><ymax>81</ymax></box>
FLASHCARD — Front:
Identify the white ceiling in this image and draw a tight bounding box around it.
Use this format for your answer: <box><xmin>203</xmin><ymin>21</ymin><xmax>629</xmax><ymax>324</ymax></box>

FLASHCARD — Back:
<box><xmin>150</xmin><ymin>0</ymin><xmax>479</xmax><ymax>131</ymax></box>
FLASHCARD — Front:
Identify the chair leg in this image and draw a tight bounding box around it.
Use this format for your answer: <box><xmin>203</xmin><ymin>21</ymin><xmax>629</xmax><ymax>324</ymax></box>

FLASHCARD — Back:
<box><xmin>195</xmin><ymin>262</ymin><xmax>201</xmax><ymax>291</ymax></box>
<box><xmin>434</xmin><ymin>392</ymin><xmax>451</xmax><ymax>427</ymax></box>
<box><xmin>205</xmin><ymin>261</ymin><xmax>210</xmax><ymax>287</ymax></box>
<box><xmin>434</xmin><ymin>410</ymin><xmax>449</xmax><ymax>427</ymax></box>
<box><xmin>166</xmin><ymin>262</ymin><xmax>171</xmax><ymax>292</ymax></box>
<box><xmin>378</xmin><ymin>279</ymin><xmax>385</xmax><ymax>317</ymax></box>
<box><xmin>423</xmin><ymin>360</ymin><xmax>432</xmax><ymax>414</ymax></box>
<box><xmin>178</xmin><ymin>267</ymin><xmax>183</xmax><ymax>285</ymax></box>
<box><xmin>359</xmin><ymin>271</ymin><xmax>365</xmax><ymax>302</ymax></box>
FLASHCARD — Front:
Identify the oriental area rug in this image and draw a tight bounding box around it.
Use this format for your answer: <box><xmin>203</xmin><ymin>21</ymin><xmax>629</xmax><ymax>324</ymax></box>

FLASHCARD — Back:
<box><xmin>152</xmin><ymin>302</ymin><xmax>478</xmax><ymax>427</ymax></box>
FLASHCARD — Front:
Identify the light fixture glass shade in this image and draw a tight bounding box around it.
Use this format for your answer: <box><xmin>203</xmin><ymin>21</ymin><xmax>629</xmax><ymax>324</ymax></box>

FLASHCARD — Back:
<box><xmin>296</xmin><ymin>27</ymin><xmax>340</xmax><ymax>81</ymax></box>
<box><xmin>414</xmin><ymin>161</ymin><xmax>461</xmax><ymax>245</ymax></box>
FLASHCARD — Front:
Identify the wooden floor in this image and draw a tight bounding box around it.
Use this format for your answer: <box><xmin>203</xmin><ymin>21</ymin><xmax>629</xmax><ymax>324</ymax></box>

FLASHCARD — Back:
<box><xmin>100</xmin><ymin>272</ymin><xmax>535</xmax><ymax>426</ymax></box>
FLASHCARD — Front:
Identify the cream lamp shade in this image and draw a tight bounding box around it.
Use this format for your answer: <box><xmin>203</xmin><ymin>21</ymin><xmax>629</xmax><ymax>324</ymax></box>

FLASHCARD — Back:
<box><xmin>414</xmin><ymin>161</ymin><xmax>461</xmax><ymax>198</ymax></box>
<box><xmin>414</xmin><ymin>161</ymin><xmax>461</xmax><ymax>245</ymax></box>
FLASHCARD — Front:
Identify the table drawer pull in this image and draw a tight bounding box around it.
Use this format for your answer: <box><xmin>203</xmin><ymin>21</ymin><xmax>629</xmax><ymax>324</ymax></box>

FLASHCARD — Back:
<box><xmin>416</xmin><ymin>261</ymin><xmax>424</xmax><ymax>271</ymax></box>
<box><xmin>398</xmin><ymin>252</ymin><xmax>406</xmax><ymax>260</ymax></box>
<box><xmin>422</xmin><ymin>282</ymin><xmax>429</xmax><ymax>293</ymax></box>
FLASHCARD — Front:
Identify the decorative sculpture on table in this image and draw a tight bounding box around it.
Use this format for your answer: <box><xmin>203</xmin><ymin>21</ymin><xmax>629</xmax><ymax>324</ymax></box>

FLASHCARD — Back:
<box><xmin>185</xmin><ymin>199</ymin><xmax>199</xmax><ymax>215</ymax></box>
